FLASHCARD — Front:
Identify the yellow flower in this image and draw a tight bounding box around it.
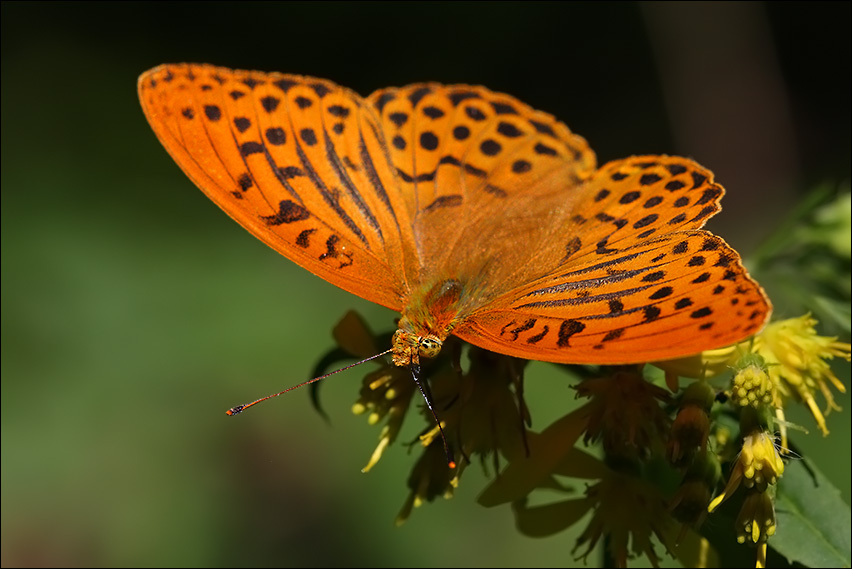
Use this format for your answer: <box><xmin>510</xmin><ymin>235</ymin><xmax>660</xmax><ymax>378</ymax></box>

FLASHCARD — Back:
<box><xmin>352</xmin><ymin>363</ymin><xmax>416</xmax><ymax>472</ymax></box>
<box><xmin>655</xmin><ymin>313</ymin><xmax>849</xmax><ymax>438</ymax></box>
<box><xmin>709</xmin><ymin>430</ymin><xmax>784</xmax><ymax>513</ymax></box>
<box><xmin>339</xmin><ymin>313</ymin><xmax>533</xmax><ymax>521</ymax></box>
<box><xmin>395</xmin><ymin>441</ymin><xmax>457</xmax><ymax>525</ymax></box>
<box><xmin>730</xmin><ymin>355</ymin><xmax>774</xmax><ymax>409</ymax></box>
<box><xmin>735</xmin><ymin>489</ymin><xmax>777</xmax><ymax>545</ymax></box>
<box><xmin>754</xmin><ymin>314</ymin><xmax>850</xmax><ymax>435</ymax></box>
<box><xmin>653</xmin><ymin>343</ymin><xmax>744</xmax><ymax>380</ymax></box>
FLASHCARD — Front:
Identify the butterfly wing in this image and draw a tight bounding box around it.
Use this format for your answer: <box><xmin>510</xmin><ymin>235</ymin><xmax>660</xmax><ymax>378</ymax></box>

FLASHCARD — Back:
<box><xmin>365</xmin><ymin>83</ymin><xmax>597</xmax><ymax>295</ymax></box>
<box><xmin>452</xmin><ymin>157</ymin><xmax>771</xmax><ymax>363</ymax></box>
<box><xmin>138</xmin><ymin>64</ymin><xmax>416</xmax><ymax>311</ymax></box>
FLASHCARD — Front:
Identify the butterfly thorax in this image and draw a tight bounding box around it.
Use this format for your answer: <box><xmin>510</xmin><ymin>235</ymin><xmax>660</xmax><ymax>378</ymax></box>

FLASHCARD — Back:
<box><xmin>392</xmin><ymin>279</ymin><xmax>464</xmax><ymax>366</ymax></box>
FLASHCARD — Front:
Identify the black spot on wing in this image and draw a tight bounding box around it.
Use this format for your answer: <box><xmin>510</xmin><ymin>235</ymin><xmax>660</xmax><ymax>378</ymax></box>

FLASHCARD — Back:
<box><xmin>649</xmin><ymin>286</ymin><xmax>673</xmax><ymax>299</ymax></box>
<box><xmin>497</xmin><ymin>122</ymin><xmax>524</xmax><ymax>137</ymax></box>
<box><xmin>373</xmin><ymin>92</ymin><xmax>395</xmax><ymax>113</ymax></box>
<box><xmin>408</xmin><ymin>86</ymin><xmax>432</xmax><ymax>107</ymax></box>
<box><xmin>265</xmin><ymin>127</ymin><xmax>286</xmax><ymax>145</ymax></box>
<box><xmin>465</xmin><ymin>106</ymin><xmax>487</xmax><ymax>121</ymax></box>
<box><xmin>526</xmin><ymin>326</ymin><xmax>550</xmax><ymax>344</ymax></box>
<box><xmin>261</xmin><ymin>96</ymin><xmax>281</xmax><ymax>112</ymax></box>
<box><xmin>234</xmin><ymin>117</ymin><xmax>251</xmax><ymax>133</ymax></box>
<box><xmin>327</xmin><ymin>105</ymin><xmax>350</xmax><ymax>118</ymax></box>
<box><xmin>241</xmin><ymin>77</ymin><xmax>261</xmax><ymax>89</ymax></box>
<box><xmin>643</xmin><ymin>306</ymin><xmax>661</xmax><ymax>322</ymax></box>
<box><xmin>237</xmin><ymin>173</ymin><xmax>253</xmax><ymax>192</ymax></box>
<box><xmin>262</xmin><ymin>200</ymin><xmax>310</xmax><ymax>225</ymax></box>
<box><xmin>529</xmin><ymin>119</ymin><xmax>555</xmax><ymax>136</ymax></box>
<box><xmin>453</xmin><ymin>125</ymin><xmax>470</xmax><ymax>140</ymax></box>
<box><xmin>204</xmin><ymin>105</ymin><xmax>221</xmax><ymax>121</ymax></box>
<box><xmin>310</xmin><ymin>83</ymin><xmax>331</xmax><ymax>98</ymax></box>
<box><xmin>296</xmin><ymin>228</ymin><xmax>316</xmax><ymax>248</ymax></box>
<box><xmin>319</xmin><ymin>234</ymin><xmax>353</xmax><ymax>268</ymax></box>
<box><xmin>273</xmin><ymin>78</ymin><xmax>298</xmax><ymax>93</ymax></box>
<box><xmin>240</xmin><ymin>141</ymin><xmax>264</xmax><ymax>156</ymax></box>
<box><xmin>501</xmin><ymin>319</ymin><xmax>536</xmax><ymax>341</ymax></box>
<box><xmin>557</xmin><ymin>320</ymin><xmax>585</xmax><ymax>347</ymax></box>
<box><xmin>512</xmin><ymin>160</ymin><xmax>532</xmax><ymax>173</ymax></box>
<box><xmin>389</xmin><ymin>112</ymin><xmax>408</xmax><ymax>127</ymax></box>
<box><xmin>449</xmin><ymin>91</ymin><xmax>480</xmax><ymax>105</ymax></box>
<box><xmin>490</xmin><ymin>101</ymin><xmax>518</xmax><ymax>114</ymax></box>
<box><xmin>423</xmin><ymin>106</ymin><xmax>445</xmax><ymax>119</ymax></box>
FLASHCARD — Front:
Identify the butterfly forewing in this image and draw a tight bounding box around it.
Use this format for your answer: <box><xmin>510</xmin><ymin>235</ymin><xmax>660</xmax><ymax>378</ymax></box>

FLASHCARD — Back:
<box><xmin>138</xmin><ymin>64</ymin><xmax>412</xmax><ymax>310</ymax></box>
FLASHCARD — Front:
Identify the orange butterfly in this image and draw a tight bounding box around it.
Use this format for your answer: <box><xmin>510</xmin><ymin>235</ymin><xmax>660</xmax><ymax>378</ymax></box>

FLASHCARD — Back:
<box><xmin>139</xmin><ymin>64</ymin><xmax>770</xmax><ymax>374</ymax></box>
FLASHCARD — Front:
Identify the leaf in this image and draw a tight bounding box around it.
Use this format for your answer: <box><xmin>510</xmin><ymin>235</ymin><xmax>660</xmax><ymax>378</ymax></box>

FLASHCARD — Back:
<box><xmin>511</xmin><ymin>497</ymin><xmax>593</xmax><ymax>538</ymax></box>
<box><xmin>477</xmin><ymin>403</ymin><xmax>593</xmax><ymax>507</ymax></box>
<box><xmin>771</xmin><ymin>456</ymin><xmax>852</xmax><ymax>568</ymax></box>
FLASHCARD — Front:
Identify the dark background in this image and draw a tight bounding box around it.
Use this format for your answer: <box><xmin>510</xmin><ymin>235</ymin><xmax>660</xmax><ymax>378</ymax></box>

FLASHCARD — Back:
<box><xmin>2</xmin><ymin>2</ymin><xmax>849</xmax><ymax>567</ymax></box>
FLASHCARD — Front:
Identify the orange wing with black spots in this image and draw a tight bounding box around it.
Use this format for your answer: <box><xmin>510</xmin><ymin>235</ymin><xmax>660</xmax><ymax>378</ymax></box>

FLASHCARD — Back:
<box><xmin>453</xmin><ymin>157</ymin><xmax>769</xmax><ymax>363</ymax></box>
<box><xmin>139</xmin><ymin>64</ymin><xmax>414</xmax><ymax>311</ymax></box>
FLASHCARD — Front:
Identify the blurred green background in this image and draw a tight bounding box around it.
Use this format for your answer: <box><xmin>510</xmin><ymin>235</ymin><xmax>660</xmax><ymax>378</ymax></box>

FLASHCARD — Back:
<box><xmin>2</xmin><ymin>2</ymin><xmax>849</xmax><ymax>567</ymax></box>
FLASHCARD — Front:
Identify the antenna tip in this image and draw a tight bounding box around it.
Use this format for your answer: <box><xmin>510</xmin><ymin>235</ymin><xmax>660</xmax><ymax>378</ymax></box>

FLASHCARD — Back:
<box><xmin>226</xmin><ymin>405</ymin><xmax>245</xmax><ymax>416</ymax></box>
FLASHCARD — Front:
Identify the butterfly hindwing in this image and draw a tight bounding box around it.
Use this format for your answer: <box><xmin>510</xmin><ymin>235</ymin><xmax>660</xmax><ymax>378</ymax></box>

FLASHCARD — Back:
<box><xmin>454</xmin><ymin>157</ymin><xmax>770</xmax><ymax>363</ymax></box>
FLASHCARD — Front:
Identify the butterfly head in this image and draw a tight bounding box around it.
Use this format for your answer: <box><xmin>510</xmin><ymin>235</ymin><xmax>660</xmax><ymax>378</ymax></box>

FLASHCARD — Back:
<box><xmin>391</xmin><ymin>279</ymin><xmax>465</xmax><ymax>367</ymax></box>
<box><xmin>391</xmin><ymin>327</ymin><xmax>443</xmax><ymax>367</ymax></box>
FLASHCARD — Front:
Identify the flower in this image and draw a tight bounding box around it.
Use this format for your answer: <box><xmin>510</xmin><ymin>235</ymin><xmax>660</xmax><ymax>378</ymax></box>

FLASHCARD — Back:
<box><xmin>395</xmin><ymin>441</ymin><xmax>456</xmax><ymax>525</ymax></box>
<box><xmin>352</xmin><ymin>362</ymin><xmax>416</xmax><ymax>472</ymax></box>
<box><xmin>575</xmin><ymin>367</ymin><xmax>671</xmax><ymax>459</ymax></box>
<box><xmin>735</xmin><ymin>489</ymin><xmax>777</xmax><ymax>545</ymax></box>
<box><xmin>730</xmin><ymin>356</ymin><xmax>774</xmax><ymax>409</ymax></box>
<box><xmin>735</xmin><ymin>489</ymin><xmax>776</xmax><ymax>568</ymax></box>
<box><xmin>573</xmin><ymin>469</ymin><xmax>673</xmax><ymax>568</ymax></box>
<box><xmin>753</xmin><ymin>314</ymin><xmax>850</xmax><ymax>435</ymax></box>
<box><xmin>655</xmin><ymin>313</ymin><xmax>849</xmax><ymax>437</ymax></box>
<box><xmin>708</xmin><ymin>429</ymin><xmax>784</xmax><ymax>513</ymax></box>
<box><xmin>653</xmin><ymin>343</ymin><xmax>745</xmax><ymax>380</ymax></box>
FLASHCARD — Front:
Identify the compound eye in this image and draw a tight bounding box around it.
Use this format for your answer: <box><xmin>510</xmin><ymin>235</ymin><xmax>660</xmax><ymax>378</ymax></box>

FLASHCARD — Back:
<box><xmin>418</xmin><ymin>336</ymin><xmax>443</xmax><ymax>359</ymax></box>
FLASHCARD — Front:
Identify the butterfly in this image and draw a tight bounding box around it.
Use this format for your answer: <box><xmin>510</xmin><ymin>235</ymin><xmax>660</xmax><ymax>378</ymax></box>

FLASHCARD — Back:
<box><xmin>138</xmin><ymin>63</ymin><xmax>771</xmax><ymax>375</ymax></box>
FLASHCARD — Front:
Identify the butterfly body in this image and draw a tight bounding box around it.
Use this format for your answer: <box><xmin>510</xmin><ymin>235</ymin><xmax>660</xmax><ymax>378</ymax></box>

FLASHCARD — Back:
<box><xmin>139</xmin><ymin>64</ymin><xmax>770</xmax><ymax>368</ymax></box>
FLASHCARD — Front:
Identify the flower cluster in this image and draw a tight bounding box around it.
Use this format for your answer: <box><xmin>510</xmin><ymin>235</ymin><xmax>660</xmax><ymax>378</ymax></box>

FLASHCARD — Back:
<box><xmin>314</xmin><ymin>308</ymin><xmax>848</xmax><ymax>567</ymax></box>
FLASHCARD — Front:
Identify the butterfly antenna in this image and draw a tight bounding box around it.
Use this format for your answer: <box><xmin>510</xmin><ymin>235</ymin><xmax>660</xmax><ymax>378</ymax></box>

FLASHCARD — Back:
<box><xmin>226</xmin><ymin>349</ymin><xmax>393</xmax><ymax>416</ymax></box>
<box><xmin>410</xmin><ymin>363</ymin><xmax>457</xmax><ymax>469</ymax></box>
